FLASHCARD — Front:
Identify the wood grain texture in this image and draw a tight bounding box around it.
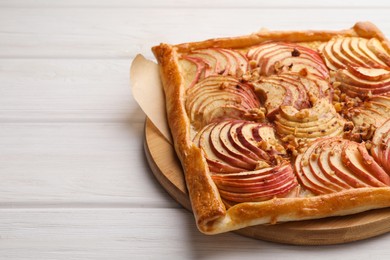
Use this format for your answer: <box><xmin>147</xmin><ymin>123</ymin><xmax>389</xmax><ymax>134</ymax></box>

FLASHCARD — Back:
<box><xmin>0</xmin><ymin>8</ymin><xmax>389</xmax><ymax>58</ymax></box>
<box><xmin>1</xmin><ymin>0</ymin><xmax>390</xmax><ymax>8</ymax></box>
<box><xmin>144</xmin><ymin>118</ymin><xmax>390</xmax><ymax>245</ymax></box>
<box><xmin>1</xmin><ymin>208</ymin><xmax>389</xmax><ymax>260</ymax></box>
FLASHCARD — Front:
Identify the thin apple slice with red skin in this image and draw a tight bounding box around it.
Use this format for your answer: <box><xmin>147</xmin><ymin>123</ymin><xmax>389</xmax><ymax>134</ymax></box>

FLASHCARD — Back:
<box><xmin>212</xmin><ymin>164</ymin><xmax>298</xmax><ymax>202</ymax></box>
<box><xmin>336</xmin><ymin>71</ymin><xmax>390</xmax><ymax>98</ymax></box>
<box><xmin>351</xmin><ymin>106</ymin><xmax>387</xmax><ymax>128</ymax></box>
<box><xmin>217</xmin><ymin>176</ymin><xmax>297</xmax><ymax>202</ymax></box>
<box><xmin>217</xmin><ymin>172</ymin><xmax>295</xmax><ymax>197</ymax></box>
<box><xmin>193</xmin><ymin>123</ymin><xmax>245</xmax><ymax>173</ymax></box>
<box><xmin>182</xmin><ymin>48</ymin><xmax>249</xmax><ymax>87</ymax></box>
<box><xmin>253</xmin><ymin>73</ymin><xmax>312</xmax><ymax>119</ymax></box>
<box><xmin>212</xmin><ymin>164</ymin><xmax>291</xmax><ymax>188</ymax></box>
<box><xmin>227</xmin><ymin>121</ymin><xmax>261</xmax><ymax>161</ymax></box>
<box><xmin>357</xmin><ymin>37</ymin><xmax>389</xmax><ymax>67</ymax></box>
<box><xmin>219</xmin><ymin>48</ymin><xmax>248</xmax><ymax>76</ymax></box>
<box><xmin>341</xmin><ymin>142</ymin><xmax>388</xmax><ymax>187</ymax></box>
<box><xmin>186</xmin><ymin>76</ymin><xmax>260</xmax><ymax>128</ymax></box>
<box><xmin>331</xmin><ymin>38</ymin><xmax>362</xmax><ymax>68</ymax></box>
<box><xmin>357</xmin><ymin>143</ymin><xmax>390</xmax><ymax>185</ymax></box>
<box><xmin>383</xmin><ymin>130</ymin><xmax>390</xmax><ymax>173</ymax></box>
<box><xmin>276</xmin><ymin>74</ymin><xmax>310</xmax><ymax>109</ymax></box>
<box><xmin>348</xmin><ymin>66</ymin><xmax>390</xmax><ymax>82</ymax></box>
<box><xmin>295</xmin><ymin>139</ymin><xmax>336</xmax><ymax>195</ymax></box>
<box><xmin>236</xmin><ymin>122</ymin><xmax>271</xmax><ymax>161</ymax></box>
<box><xmin>327</xmin><ymin>139</ymin><xmax>369</xmax><ymax>188</ymax></box>
<box><xmin>340</xmin><ymin>37</ymin><xmax>369</xmax><ymax>67</ymax></box>
<box><xmin>349</xmin><ymin>37</ymin><xmax>387</xmax><ymax>68</ymax></box>
<box><xmin>307</xmin><ymin>139</ymin><xmax>346</xmax><ymax>192</ymax></box>
<box><xmin>337</xmin><ymin>68</ymin><xmax>390</xmax><ymax>88</ymax></box>
<box><xmin>209</xmin><ymin>121</ymin><xmax>256</xmax><ymax>170</ymax></box>
<box><xmin>187</xmin><ymin>51</ymin><xmax>217</xmax><ymax>78</ymax></box>
<box><xmin>367</xmin><ymin>38</ymin><xmax>390</xmax><ymax>66</ymax></box>
<box><xmin>248</xmin><ymin>42</ymin><xmax>329</xmax><ymax>79</ymax></box>
<box><xmin>371</xmin><ymin>119</ymin><xmax>390</xmax><ymax>170</ymax></box>
<box><xmin>252</xmin><ymin>124</ymin><xmax>287</xmax><ymax>157</ymax></box>
<box><xmin>339</xmin><ymin>81</ymin><xmax>390</xmax><ymax>98</ymax></box>
<box><xmin>181</xmin><ymin>56</ymin><xmax>206</xmax><ymax>88</ymax></box>
<box><xmin>317</xmin><ymin>140</ymin><xmax>353</xmax><ymax>189</ymax></box>
<box><xmin>273</xmin><ymin>57</ymin><xmax>329</xmax><ymax>79</ymax></box>
<box><xmin>261</xmin><ymin>47</ymin><xmax>329</xmax><ymax>79</ymax></box>
<box><xmin>220</xmin><ymin>121</ymin><xmax>259</xmax><ymax>162</ymax></box>
<box><xmin>187</xmin><ymin>76</ymin><xmax>259</xmax><ymax>107</ymax></box>
<box><xmin>247</xmin><ymin>43</ymin><xmax>280</xmax><ymax>64</ymax></box>
<box><xmin>253</xmin><ymin>77</ymin><xmax>292</xmax><ymax>119</ymax></box>
<box><xmin>319</xmin><ymin>40</ymin><xmax>346</xmax><ymax>70</ymax></box>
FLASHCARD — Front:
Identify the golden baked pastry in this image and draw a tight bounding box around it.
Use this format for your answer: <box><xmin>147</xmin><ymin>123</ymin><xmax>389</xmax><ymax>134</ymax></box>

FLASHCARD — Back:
<box><xmin>152</xmin><ymin>21</ymin><xmax>390</xmax><ymax>234</ymax></box>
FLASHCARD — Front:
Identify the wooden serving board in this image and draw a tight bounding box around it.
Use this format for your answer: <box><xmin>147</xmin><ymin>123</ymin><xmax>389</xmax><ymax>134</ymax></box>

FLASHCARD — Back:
<box><xmin>143</xmin><ymin>118</ymin><xmax>390</xmax><ymax>245</ymax></box>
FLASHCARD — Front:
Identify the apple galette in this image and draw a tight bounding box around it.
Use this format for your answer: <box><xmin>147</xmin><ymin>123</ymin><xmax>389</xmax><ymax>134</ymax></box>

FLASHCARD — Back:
<box><xmin>152</xmin><ymin>22</ymin><xmax>390</xmax><ymax>234</ymax></box>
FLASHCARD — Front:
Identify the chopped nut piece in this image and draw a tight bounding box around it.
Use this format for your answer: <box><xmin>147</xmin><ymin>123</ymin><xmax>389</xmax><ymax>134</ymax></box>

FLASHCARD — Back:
<box><xmin>343</xmin><ymin>121</ymin><xmax>354</xmax><ymax>132</ymax></box>
<box><xmin>310</xmin><ymin>153</ymin><xmax>319</xmax><ymax>160</ymax></box>
<box><xmin>219</xmin><ymin>82</ymin><xmax>229</xmax><ymax>90</ymax></box>
<box><xmin>255</xmin><ymin>160</ymin><xmax>270</xmax><ymax>170</ymax></box>
<box><xmin>291</xmin><ymin>48</ymin><xmax>301</xmax><ymax>57</ymax></box>
<box><xmin>295</xmin><ymin>109</ymin><xmax>310</xmax><ymax>119</ymax></box>
<box><xmin>249</xmin><ymin>60</ymin><xmax>257</xmax><ymax>69</ymax></box>
<box><xmin>333</xmin><ymin>81</ymin><xmax>341</xmax><ymax>88</ymax></box>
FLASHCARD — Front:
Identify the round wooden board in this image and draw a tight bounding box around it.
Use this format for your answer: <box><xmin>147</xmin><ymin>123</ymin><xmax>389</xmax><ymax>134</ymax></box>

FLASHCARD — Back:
<box><xmin>143</xmin><ymin>118</ymin><xmax>390</xmax><ymax>245</ymax></box>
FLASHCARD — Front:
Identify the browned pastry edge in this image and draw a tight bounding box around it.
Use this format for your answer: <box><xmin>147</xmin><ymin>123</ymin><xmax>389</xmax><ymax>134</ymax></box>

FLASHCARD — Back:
<box><xmin>151</xmin><ymin>21</ymin><xmax>390</xmax><ymax>234</ymax></box>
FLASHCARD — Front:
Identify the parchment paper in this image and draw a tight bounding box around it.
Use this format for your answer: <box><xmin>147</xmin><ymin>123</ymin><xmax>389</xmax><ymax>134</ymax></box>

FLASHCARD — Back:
<box><xmin>130</xmin><ymin>54</ymin><xmax>172</xmax><ymax>144</ymax></box>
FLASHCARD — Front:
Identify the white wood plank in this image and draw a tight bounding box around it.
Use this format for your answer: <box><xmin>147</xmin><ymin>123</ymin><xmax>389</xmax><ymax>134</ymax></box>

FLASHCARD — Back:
<box><xmin>0</xmin><ymin>8</ymin><xmax>390</xmax><ymax>58</ymax></box>
<box><xmin>0</xmin><ymin>122</ymin><xmax>178</xmax><ymax>208</ymax></box>
<box><xmin>0</xmin><ymin>59</ymin><xmax>145</xmax><ymax>122</ymax></box>
<box><xmin>1</xmin><ymin>0</ymin><xmax>389</xmax><ymax>8</ymax></box>
<box><xmin>0</xmin><ymin>208</ymin><xmax>389</xmax><ymax>259</ymax></box>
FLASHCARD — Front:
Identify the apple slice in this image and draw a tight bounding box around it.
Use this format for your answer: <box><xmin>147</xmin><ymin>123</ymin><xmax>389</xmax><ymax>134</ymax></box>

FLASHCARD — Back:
<box><xmin>357</xmin><ymin>143</ymin><xmax>390</xmax><ymax>185</ymax></box>
<box><xmin>317</xmin><ymin>140</ymin><xmax>353</xmax><ymax>189</ymax></box>
<box><xmin>319</xmin><ymin>40</ymin><xmax>346</xmax><ymax>70</ymax></box>
<box><xmin>194</xmin><ymin>120</ymin><xmax>288</xmax><ymax>174</ymax></box>
<box><xmin>371</xmin><ymin>119</ymin><xmax>390</xmax><ymax>171</ymax></box>
<box><xmin>341</xmin><ymin>142</ymin><xmax>388</xmax><ymax>187</ymax></box>
<box><xmin>349</xmin><ymin>37</ymin><xmax>387</xmax><ymax>68</ymax></box>
<box><xmin>367</xmin><ymin>38</ymin><xmax>390</xmax><ymax>66</ymax></box>
<box><xmin>319</xmin><ymin>37</ymin><xmax>390</xmax><ymax>73</ymax></box>
<box><xmin>209</xmin><ymin>121</ymin><xmax>256</xmax><ymax>170</ymax></box>
<box><xmin>248</xmin><ymin>42</ymin><xmax>329</xmax><ymax>79</ymax></box>
<box><xmin>348</xmin><ymin>66</ymin><xmax>390</xmax><ymax>82</ymax></box>
<box><xmin>340</xmin><ymin>37</ymin><xmax>373</xmax><ymax>67</ymax></box>
<box><xmin>295</xmin><ymin>138</ymin><xmax>338</xmax><ymax>194</ymax></box>
<box><xmin>193</xmin><ymin>123</ymin><xmax>245</xmax><ymax>173</ymax></box>
<box><xmin>253</xmin><ymin>76</ymin><xmax>292</xmax><ymax>119</ymax></box>
<box><xmin>186</xmin><ymin>76</ymin><xmax>260</xmax><ymax>129</ymax></box>
<box><xmin>327</xmin><ymin>138</ymin><xmax>370</xmax><ymax>188</ymax></box>
<box><xmin>275</xmin><ymin>98</ymin><xmax>344</xmax><ymax>142</ymax></box>
<box><xmin>357</xmin><ymin>37</ymin><xmax>388</xmax><ymax>66</ymax></box>
<box><xmin>211</xmin><ymin>163</ymin><xmax>298</xmax><ymax>203</ymax></box>
<box><xmin>227</xmin><ymin>121</ymin><xmax>262</xmax><ymax>161</ymax></box>
<box><xmin>349</xmin><ymin>107</ymin><xmax>386</xmax><ymax>128</ymax></box>
<box><xmin>182</xmin><ymin>48</ymin><xmax>249</xmax><ymax>87</ymax></box>
<box><xmin>337</xmin><ymin>68</ymin><xmax>390</xmax><ymax>88</ymax></box>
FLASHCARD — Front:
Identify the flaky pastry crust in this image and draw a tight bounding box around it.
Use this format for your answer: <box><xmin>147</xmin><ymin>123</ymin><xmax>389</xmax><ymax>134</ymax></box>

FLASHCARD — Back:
<box><xmin>152</xmin><ymin>22</ymin><xmax>390</xmax><ymax>234</ymax></box>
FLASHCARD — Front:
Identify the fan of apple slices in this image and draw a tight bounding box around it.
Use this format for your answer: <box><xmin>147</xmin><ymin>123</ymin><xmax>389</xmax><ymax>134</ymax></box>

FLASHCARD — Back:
<box><xmin>319</xmin><ymin>37</ymin><xmax>390</xmax><ymax>98</ymax></box>
<box><xmin>295</xmin><ymin>137</ymin><xmax>390</xmax><ymax>195</ymax></box>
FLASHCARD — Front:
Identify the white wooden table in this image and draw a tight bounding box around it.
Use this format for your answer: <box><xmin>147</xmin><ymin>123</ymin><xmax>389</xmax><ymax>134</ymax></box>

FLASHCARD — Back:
<box><xmin>2</xmin><ymin>0</ymin><xmax>390</xmax><ymax>259</ymax></box>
